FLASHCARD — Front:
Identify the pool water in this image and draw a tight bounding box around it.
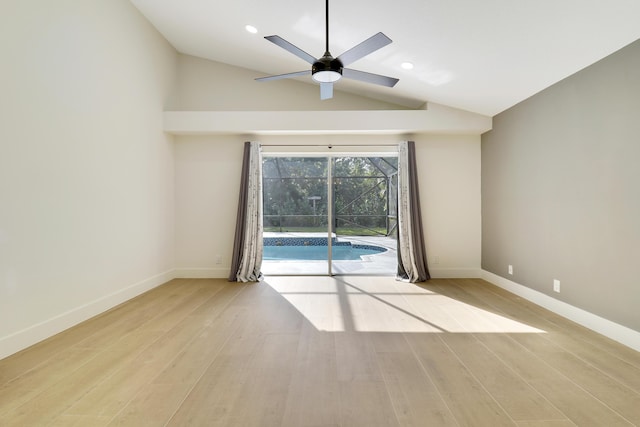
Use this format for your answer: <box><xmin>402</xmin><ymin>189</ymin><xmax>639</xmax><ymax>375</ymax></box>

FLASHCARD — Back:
<box><xmin>263</xmin><ymin>244</ymin><xmax>386</xmax><ymax>261</ymax></box>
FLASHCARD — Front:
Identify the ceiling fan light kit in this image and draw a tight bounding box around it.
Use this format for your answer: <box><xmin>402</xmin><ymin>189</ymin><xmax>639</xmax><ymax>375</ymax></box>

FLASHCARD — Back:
<box><xmin>312</xmin><ymin>54</ymin><xmax>343</xmax><ymax>83</ymax></box>
<box><xmin>256</xmin><ymin>0</ymin><xmax>398</xmax><ymax>100</ymax></box>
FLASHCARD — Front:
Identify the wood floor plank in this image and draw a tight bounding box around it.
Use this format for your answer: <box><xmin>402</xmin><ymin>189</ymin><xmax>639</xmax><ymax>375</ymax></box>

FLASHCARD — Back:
<box><xmin>452</xmin><ymin>279</ymin><xmax>565</xmax><ymax>332</ymax></box>
<box><xmin>510</xmin><ymin>333</ymin><xmax>640</xmax><ymax>425</ymax></box>
<box><xmin>133</xmin><ymin>285</ymin><xmax>223</xmax><ymax>334</ymax></box>
<box><xmin>280</xmin><ymin>323</ymin><xmax>341</xmax><ymax>427</ymax></box>
<box><xmin>335</xmin><ymin>332</ymin><xmax>383</xmax><ymax>382</ymax></box>
<box><xmin>73</xmin><ymin>280</ymin><xmax>205</xmax><ymax>347</ymax></box>
<box><xmin>165</xmin><ymin>353</ymin><xmax>255</xmax><ymax>426</ymax></box>
<box><xmin>400</xmin><ymin>291</ymin><xmax>467</xmax><ymax>333</ymax></box>
<box><xmin>233</xmin><ymin>282</ymin><xmax>304</xmax><ymax>334</ymax></box>
<box><xmin>57</xmin><ymin>283</ymin><xmax>241</xmax><ymax>421</ymax></box>
<box><xmin>515</xmin><ymin>422</ymin><xmax>577</xmax><ymax>427</ymax></box>
<box><xmin>167</xmin><ymin>282</ymin><xmax>301</xmax><ymax>425</ymax></box>
<box><xmin>442</xmin><ymin>333</ymin><xmax>566</xmax><ymax>422</ymax></box>
<box><xmin>338</xmin><ymin>380</ymin><xmax>400</xmax><ymax>427</ymax></box>
<box><xmin>237</xmin><ymin>332</ymin><xmax>301</xmax><ymax>423</ymax></box>
<box><xmin>0</xmin><ymin>348</ymin><xmax>95</xmax><ymax>415</ymax></box>
<box><xmin>62</xmin><ymin>346</ymin><xmax>167</xmax><ymax>419</ymax></box>
<box><xmin>107</xmin><ymin>306</ymin><xmax>248</xmax><ymax>425</ymax></box>
<box><xmin>526</xmin><ymin>375</ymin><xmax>634</xmax><ymax>427</ymax></box>
<box><xmin>106</xmin><ymin>382</ymin><xmax>192</xmax><ymax>427</ymax></box>
<box><xmin>405</xmin><ymin>334</ymin><xmax>488</xmax><ymax>397</ymax></box>
<box><xmin>174</xmin><ymin>332</ymin><xmax>301</xmax><ymax>427</ymax></box>
<box><xmin>1</xmin><ymin>348</ymin><xmax>135</xmax><ymax>425</ymax></box>
<box><xmin>49</xmin><ymin>414</ymin><xmax>111</xmax><ymax>426</ymax></box>
<box><xmin>476</xmin><ymin>334</ymin><xmax>635</xmax><ymax>426</ymax></box>
<box><xmin>405</xmin><ymin>333</ymin><xmax>517</xmax><ymax>426</ymax></box>
<box><xmin>539</xmin><ymin>331</ymin><xmax>640</xmax><ymax>391</ymax></box>
<box><xmin>342</xmin><ymin>281</ymin><xmax>402</xmax><ymax>333</ymax></box>
<box><xmin>151</xmin><ymin>306</ymin><xmax>247</xmax><ymax>387</ymax></box>
<box><xmin>376</xmin><ymin>350</ymin><xmax>458</xmax><ymax>426</ymax></box>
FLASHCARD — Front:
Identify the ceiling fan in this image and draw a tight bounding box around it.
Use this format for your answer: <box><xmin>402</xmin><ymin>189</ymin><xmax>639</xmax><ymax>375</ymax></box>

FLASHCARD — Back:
<box><xmin>255</xmin><ymin>0</ymin><xmax>399</xmax><ymax>100</ymax></box>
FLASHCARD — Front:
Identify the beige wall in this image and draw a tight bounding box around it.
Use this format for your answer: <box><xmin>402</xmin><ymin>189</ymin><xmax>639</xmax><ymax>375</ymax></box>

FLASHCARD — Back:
<box><xmin>170</xmin><ymin>54</ymin><xmax>409</xmax><ymax>111</ymax></box>
<box><xmin>482</xmin><ymin>40</ymin><xmax>640</xmax><ymax>332</ymax></box>
<box><xmin>0</xmin><ymin>0</ymin><xmax>177</xmax><ymax>358</ymax></box>
<box><xmin>174</xmin><ymin>134</ymin><xmax>482</xmax><ymax>279</ymax></box>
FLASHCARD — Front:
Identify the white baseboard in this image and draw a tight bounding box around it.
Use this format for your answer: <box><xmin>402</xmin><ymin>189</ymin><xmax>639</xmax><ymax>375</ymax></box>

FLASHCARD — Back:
<box><xmin>175</xmin><ymin>267</ymin><xmax>482</xmax><ymax>280</ymax></box>
<box><xmin>174</xmin><ymin>267</ymin><xmax>229</xmax><ymax>279</ymax></box>
<box><xmin>481</xmin><ymin>270</ymin><xmax>640</xmax><ymax>352</ymax></box>
<box><xmin>0</xmin><ymin>270</ymin><xmax>176</xmax><ymax>361</ymax></box>
<box><xmin>430</xmin><ymin>268</ymin><xmax>482</xmax><ymax>279</ymax></box>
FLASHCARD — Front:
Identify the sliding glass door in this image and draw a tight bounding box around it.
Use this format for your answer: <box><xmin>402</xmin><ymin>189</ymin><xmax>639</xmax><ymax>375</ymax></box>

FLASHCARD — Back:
<box><xmin>261</xmin><ymin>153</ymin><xmax>397</xmax><ymax>276</ymax></box>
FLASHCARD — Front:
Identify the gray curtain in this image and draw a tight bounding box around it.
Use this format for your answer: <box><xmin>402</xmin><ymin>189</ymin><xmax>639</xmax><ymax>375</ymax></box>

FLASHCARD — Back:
<box><xmin>229</xmin><ymin>141</ymin><xmax>263</xmax><ymax>282</ymax></box>
<box><xmin>397</xmin><ymin>141</ymin><xmax>430</xmax><ymax>282</ymax></box>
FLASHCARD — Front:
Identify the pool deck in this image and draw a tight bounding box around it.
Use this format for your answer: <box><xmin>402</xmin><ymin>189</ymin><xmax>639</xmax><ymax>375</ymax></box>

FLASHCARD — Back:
<box><xmin>261</xmin><ymin>232</ymin><xmax>397</xmax><ymax>276</ymax></box>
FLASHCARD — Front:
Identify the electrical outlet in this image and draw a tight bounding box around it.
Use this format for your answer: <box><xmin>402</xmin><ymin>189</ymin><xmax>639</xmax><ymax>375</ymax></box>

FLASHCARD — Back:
<box><xmin>215</xmin><ymin>255</ymin><xmax>222</xmax><ymax>265</ymax></box>
<box><xmin>508</xmin><ymin>265</ymin><xmax>513</xmax><ymax>275</ymax></box>
<box><xmin>553</xmin><ymin>279</ymin><xmax>561</xmax><ymax>293</ymax></box>
<box><xmin>433</xmin><ymin>255</ymin><xmax>440</xmax><ymax>265</ymax></box>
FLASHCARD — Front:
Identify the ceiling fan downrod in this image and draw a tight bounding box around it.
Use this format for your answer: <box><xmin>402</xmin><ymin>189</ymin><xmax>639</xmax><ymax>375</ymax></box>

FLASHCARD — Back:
<box><xmin>312</xmin><ymin>0</ymin><xmax>343</xmax><ymax>83</ymax></box>
<box><xmin>325</xmin><ymin>0</ymin><xmax>330</xmax><ymax>55</ymax></box>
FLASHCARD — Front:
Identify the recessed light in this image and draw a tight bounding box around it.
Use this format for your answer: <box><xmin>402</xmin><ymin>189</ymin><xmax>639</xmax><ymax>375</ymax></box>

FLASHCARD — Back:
<box><xmin>401</xmin><ymin>62</ymin><xmax>414</xmax><ymax>70</ymax></box>
<box><xmin>245</xmin><ymin>25</ymin><xmax>258</xmax><ymax>34</ymax></box>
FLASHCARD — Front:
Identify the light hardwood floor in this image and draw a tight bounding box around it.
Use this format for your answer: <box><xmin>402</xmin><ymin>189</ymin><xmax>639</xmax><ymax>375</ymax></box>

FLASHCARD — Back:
<box><xmin>1</xmin><ymin>277</ymin><xmax>639</xmax><ymax>426</ymax></box>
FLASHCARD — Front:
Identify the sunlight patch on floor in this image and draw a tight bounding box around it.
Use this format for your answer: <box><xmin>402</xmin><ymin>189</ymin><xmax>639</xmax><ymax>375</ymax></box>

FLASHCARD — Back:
<box><xmin>263</xmin><ymin>276</ymin><xmax>547</xmax><ymax>334</ymax></box>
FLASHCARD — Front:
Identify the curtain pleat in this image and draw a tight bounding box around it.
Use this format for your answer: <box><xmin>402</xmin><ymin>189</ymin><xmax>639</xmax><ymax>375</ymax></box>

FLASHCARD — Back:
<box><xmin>228</xmin><ymin>141</ymin><xmax>263</xmax><ymax>282</ymax></box>
<box><xmin>397</xmin><ymin>141</ymin><xmax>430</xmax><ymax>282</ymax></box>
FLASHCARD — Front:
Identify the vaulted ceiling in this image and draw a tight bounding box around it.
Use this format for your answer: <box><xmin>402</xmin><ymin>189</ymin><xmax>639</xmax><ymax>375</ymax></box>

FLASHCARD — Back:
<box><xmin>130</xmin><ymin>0</ymin><xmax>640</xmax><ymax>116</ymax></box>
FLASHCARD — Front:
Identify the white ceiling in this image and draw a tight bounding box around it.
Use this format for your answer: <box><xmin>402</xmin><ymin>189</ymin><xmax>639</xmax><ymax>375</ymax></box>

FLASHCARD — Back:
<box><xmin>129</xmin><ymin>0</ymin><xmax>640</xmax><ymax>116</ymax></box>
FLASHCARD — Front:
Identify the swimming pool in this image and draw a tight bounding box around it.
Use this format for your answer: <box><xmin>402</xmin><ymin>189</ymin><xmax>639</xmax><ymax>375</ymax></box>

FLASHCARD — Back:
<box><xmin>263</xmin><ymin>237</ymin><xmax>387</xmax><ymax>261</ymax></box>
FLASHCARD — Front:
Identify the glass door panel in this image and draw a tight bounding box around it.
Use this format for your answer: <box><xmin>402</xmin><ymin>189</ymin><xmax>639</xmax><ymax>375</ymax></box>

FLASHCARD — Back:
<box><xmin>262</xmin><ymin>157</ymin><xmax>330</xmax><ymax>275</ymax></box>
<box><xmin>331</xmin><ymin>156</ymin><xmax>398</xmax><ymax>275</ymax></box>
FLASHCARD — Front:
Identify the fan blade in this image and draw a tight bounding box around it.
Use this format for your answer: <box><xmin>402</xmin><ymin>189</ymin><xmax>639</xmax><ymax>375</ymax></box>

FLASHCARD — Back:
<box><xmin>342</xmin><ymin>68</ymin><xmax>399</xmax><ymax>87</ymax></box>
<box><xmin>320</xmin><ymin>82</ymin><xmax>333</xmax><ymax>100</ymax></box>
<box><xmin>264</xmin><ymin>35</ymin><xmax>317</xmax><ymax>64</ymax></box>
<box><xmin>255</xmin><ymin>70</ymin><xmax>311</xmax><ymax>82</ymax></box>
<box><xmin>337</xmin><ymin>32</ymin><xmax>392</xmax><ymax>66</ymax></box>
